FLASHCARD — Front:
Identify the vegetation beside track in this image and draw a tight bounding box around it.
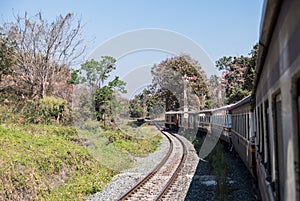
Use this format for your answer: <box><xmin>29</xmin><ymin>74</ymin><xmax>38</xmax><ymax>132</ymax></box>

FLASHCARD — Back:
<box><xmin>0</xmin><ymin>120</ymin><xmax>162</xmax><ymax>200</ymax></box>
<box><xmin>192</xmin><ymin>132</ymin><xmax>230</xmax><ymax>201</ymax></box>
<box><xmin>0</xmin><ymin>124</ymin><xmax>115</xmax><ymax>200</ymax></box>
<box><xmin>110</xmin><ymin>121</ymin><xmax>162</xmax><ymax>156</ymax></box>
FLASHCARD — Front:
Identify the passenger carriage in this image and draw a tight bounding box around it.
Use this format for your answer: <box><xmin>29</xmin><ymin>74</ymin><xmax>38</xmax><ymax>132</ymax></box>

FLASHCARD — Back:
<box><xmin>230</xmin><ymin>96</ymin><xmax>256</xmax><ymax>177</ymax></box>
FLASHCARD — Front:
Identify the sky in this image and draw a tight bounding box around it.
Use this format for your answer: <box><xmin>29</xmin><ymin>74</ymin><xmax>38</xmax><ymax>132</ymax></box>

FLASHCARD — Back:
<box><xmin>0</xmin><ymin>0</ymin><xmax>264</xmax><ymax>98</ymax></box>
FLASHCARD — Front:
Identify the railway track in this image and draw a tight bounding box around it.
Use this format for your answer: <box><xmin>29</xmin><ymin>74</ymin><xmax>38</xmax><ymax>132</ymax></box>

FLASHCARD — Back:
<box><xmin>117</xmin><ymin>121</ymin><xmax>187</xmax><ymax>201</ymax></box>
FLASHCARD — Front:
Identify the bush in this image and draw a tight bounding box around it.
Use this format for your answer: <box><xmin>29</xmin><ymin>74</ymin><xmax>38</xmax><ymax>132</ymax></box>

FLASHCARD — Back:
<box><xmin>0</xmin><ymin>96</ymin><xmax>73</xmax><ymax>125</ymax></box>
<box><xmin>38</xmin><ymin>96</ymin><xmax>69</xmax><ymax>124</ymax></box>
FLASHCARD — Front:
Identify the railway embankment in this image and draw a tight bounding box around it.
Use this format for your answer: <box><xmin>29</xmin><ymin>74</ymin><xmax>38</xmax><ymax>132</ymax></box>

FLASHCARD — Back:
<box><xmin>0</xmin><ymin>121</ymin><xmax>162</xmax><ymax>200</ymax></box>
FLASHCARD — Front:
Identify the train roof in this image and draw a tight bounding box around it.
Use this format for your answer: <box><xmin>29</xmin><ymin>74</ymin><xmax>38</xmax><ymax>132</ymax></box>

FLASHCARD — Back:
<box><xmin>165</xmin><ymin>110</ymin><xmax>203</xmax><ymax>115</ymax></box>
<box><xmin>253</xmin><ymin>0</ymin><xmax>281</xmax><ymax>97</ymax></box>
<box><xmin>231</xmin><ymin>95</ymin><xmax>252</xmax><ymax>110</ymax></box>
<box><xmin>199</xmin><ymin>109</ymin><xmax>213</xmax><ymax>113</ymax></box>
<box><xmin>211</xmin><ymin>103</ymin><xmax>235</xmax><ymax>112</ymax></box>
<box><xmin>165</xmin><ymin>111</ymin><xmax>183</xmax><ymax>114</ymax></box>
<box><xmin>165</xmin><ymin>96</ymin><xmax>251</xmax><ymax>115</ymax></box>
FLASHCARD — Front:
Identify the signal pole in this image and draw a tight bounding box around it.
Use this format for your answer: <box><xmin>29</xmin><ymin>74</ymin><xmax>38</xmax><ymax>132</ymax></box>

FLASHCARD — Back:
<box><xmin>183</xmin><ymin>74</ymin><xmax>197</xmax><ymax>128</ymax></box>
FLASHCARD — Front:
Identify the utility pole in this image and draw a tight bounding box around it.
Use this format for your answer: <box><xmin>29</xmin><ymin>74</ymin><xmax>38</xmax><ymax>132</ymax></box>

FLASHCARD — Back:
<box><xmin>183</xmin><ymin>74</ymin><xmax>197</xmax><ymax>128</ymax></box>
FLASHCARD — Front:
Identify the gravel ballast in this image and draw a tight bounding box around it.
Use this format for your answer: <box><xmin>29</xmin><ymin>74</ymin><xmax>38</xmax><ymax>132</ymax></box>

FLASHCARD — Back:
<box><xmin>87</xmin><ymin>130</ymin><xmax>258</xmax><ymax>201</ymax></box>
<box><xmin>86</xmin><ymin>132</ymin><xmax>171</xmax><ymax>201</ymax></box>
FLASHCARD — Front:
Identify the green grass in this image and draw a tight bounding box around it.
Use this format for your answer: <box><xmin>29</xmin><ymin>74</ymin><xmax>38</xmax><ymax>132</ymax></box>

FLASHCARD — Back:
<box><xmin>208</xmin><ymin>143</ymin><xmax>229</xmax><ymax>201</ymax></box>
<box><xmin>108</xmin><ymin>121</ymin><xmax>162</xmax><ymax>156</ymax></box>
<box><xmin>77</xmin><ymin>120</ymin><xmax>163</xmax><ymax>170</ymax></box>
<box><xmin>0</xmin><ymin>125</ymin><xmax>115</xmax><ymax>201</ymax></box>
<box><xmin>0</xmin><ymin>120</ymin><xmax>163</xmax><ymax>200</ymax></box>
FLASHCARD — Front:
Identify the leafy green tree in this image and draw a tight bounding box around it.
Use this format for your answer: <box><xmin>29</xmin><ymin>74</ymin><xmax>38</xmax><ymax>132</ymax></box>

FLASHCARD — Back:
<box><xmin>129</xmin><ymin>96</ymin><xmax>144</xmax><ymax>118</ymax></box>
<box><xmin>79</xmin><ymin>57</ymin><xmax>116</xmax><ymax>89</ymax></box>
<box><xmin>216</xmin><ymin>44</ymin><xmax>258</xmax><ymax>104</ymax></box>
<box><xmin>128</xmin><ymin>87</ymin><xmax>164</xmax><ymax>118</ymax></box>
<box><xmin>95</xmin><ymin>76</ymin><xmax>126</xmax><ymax>123</ymax></box>
<box><xmin>73</xmin><ymin>58</ymin><xmax>126</xmax><ymax>126</ymax></box>
<box><xmin>151</xmin><ymin>54</ymin><xmax>209</xmax><ymax>111</ymax></box>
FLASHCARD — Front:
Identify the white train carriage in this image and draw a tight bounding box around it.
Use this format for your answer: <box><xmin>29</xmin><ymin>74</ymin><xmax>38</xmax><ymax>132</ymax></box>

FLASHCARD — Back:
<box><xmin>198</xmin><ymin>109</ymin><xmax>213</xmax><ymax>133</ymax></box>
<box><xmin>231</xmin><ymin>96</ymin><xmax>256</xmax><ymax>176</ymax></box>
<box><xmin>210</xmin><ymin>104</ymin><xmax>234</xmax><ymax>143</ymax></box>
<box><xmin>254</xmin><ymin>0</ymin><xmax>300</xmax><ymax>200</ymax></box>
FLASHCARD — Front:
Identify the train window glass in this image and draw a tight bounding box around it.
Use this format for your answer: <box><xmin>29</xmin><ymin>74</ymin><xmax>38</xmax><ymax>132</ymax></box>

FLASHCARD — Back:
<box><xmin>242</xmin><ymin>114</ymin><xmax>244</xmax><ymax>138</ymax></box>
<box><xmin>232</xmin><ymin>115</ymin><xmax>234</xmax><ymax>130</ymax></box>
<box><xmin>264</xmin><ymin>100</ymin><xmax>271</xmax><ymax>174</ymax></box>
<box><xmin>261</xmin><ymin>105</ymin><xmax>265</xmax><ymax>161</ymax></box>
<box><xmin>273</xmin><ymin>93</ymin><xmax>283</xmax><ymax>201</ymax></box>
<box><xmin>257</xmin><ymin>106</ymin><xmax>261</xmax><ymax>152</ymax></box>
<box><xmin>245</xmin><ymin>113</ymin><xmax>248</xmax><ymax>139</ymax></box>
<box><xmin>239</xmin><ymin>114</ymin><xmax>241</xmax><ymax>134</ymax></box>
<box><xmin>244</xmin><ymin>113</ymin><xmax>247</xmax><ymax>138</ymax></box>
<box><xmin>243</xmin><ymin>114</ymin><xmax>246</xmax><ymax>139</ymax></box>
<box><xmin>237</xmin><ymin>115</ymin><xmax>239</xmax><ymax>133</ymax></box>
<box><xmin>236</xmin><ymin>114</ymin><xmax>240</xmax><ymax>133</ymax></box>
<box><xmin>240</xmin><ymin>114</ymin><xmax>243</xmax><ymax>137</ymax></box>
<box><xmin>179</xmin><ymin>115</ymin><xmax>182</xmax><ymax>127</ymax></box>
<box><xmin>236</xmin><ymin>115</ymin><xmax>239</xmax><ymax>133</ymax></box>
<box><xmin>235</xmin><ymin>115</ymin><xmax>237</xmax><ymax>132</ymax></box>
<box><xmin>247</xmin><ymin>113</ymin><xmax>250</xmax><ymax>140</ymax></box>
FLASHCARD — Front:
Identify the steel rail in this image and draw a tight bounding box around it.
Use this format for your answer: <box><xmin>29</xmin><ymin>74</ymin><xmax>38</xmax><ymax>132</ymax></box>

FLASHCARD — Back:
<box><xmin>155</xmin><ymin>132</ymin><xmax>188</xmax><ymax>200</ymax></box>
<box><xmin>117</xmin><ymin>121</ymin><xmax>174</xmax><ymax>201</ymax></box>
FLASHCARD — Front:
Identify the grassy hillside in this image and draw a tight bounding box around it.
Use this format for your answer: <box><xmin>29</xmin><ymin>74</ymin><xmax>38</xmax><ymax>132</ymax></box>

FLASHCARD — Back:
<box><xmin>0</xmin><ymin>124</ymin><xmax>116</xmax><ymax>200</ymax></box>
<box><xmin>0</xmin><ymin>121</ymin><xmax>162</xmax><ymax>200</ymax></box>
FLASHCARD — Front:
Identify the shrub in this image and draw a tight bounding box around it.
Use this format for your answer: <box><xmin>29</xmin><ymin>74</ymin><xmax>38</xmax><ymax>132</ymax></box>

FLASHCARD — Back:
<box><xmin>39</xmin><ymin>96</ymin><xmax>67</xmax><ymax>124</ymax></box>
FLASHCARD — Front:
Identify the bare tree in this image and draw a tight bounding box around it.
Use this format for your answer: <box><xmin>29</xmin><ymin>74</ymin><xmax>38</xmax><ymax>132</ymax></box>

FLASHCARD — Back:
<box><xmin>2</xmin><ymin>12</ymin><xmax>85</xmax><ymax>99</ymax></box>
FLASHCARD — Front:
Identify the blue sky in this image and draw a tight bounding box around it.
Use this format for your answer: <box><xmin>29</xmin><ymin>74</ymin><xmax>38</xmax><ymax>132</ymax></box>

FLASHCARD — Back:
<box><xmin>0</xmin><ymin>0</ymin><xmax>264</xmax><ymax>98</ymax></box>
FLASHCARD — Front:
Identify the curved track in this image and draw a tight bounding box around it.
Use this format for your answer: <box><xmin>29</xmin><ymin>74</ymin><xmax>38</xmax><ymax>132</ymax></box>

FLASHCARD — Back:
<box><xmin>117</xmin><ymin>121</ymin><xmax>187</xmax><ymax>201</ymax></box>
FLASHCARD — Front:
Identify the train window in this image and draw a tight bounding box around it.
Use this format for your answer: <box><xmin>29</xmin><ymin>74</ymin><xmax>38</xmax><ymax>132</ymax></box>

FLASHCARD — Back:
<box><xmin>257</xmin><ymin>105</ymin><xmax>261</xmax><ymax>152</ymax></box>
<box><xmin>171</xmin><ymin>115</ymin><xmax>175</xmax><ymax>122</ymax></box>
<box><xmin>244</xmin><ymin>113</ymin><xmax>247</xmax><ymax>138</ymax></box>
<box><xmin>245</xmin><ymin>113</ymin><xmax>250</xmax><ymax>140</ymax></box>
<box><xmin>236</xmin><ymin>115</ymin><xmax>238</xmax><ymax>133</ymax></box>
<box><xmin>179</xmin><ymin>115</ymin><xmax>182</xmax><ymax>127</ymax></box>
<box><xmin>273</xmin><ymin>93</ymin><xmax>283</xmax><ymax>201</ymax></box>
<box><xmin>260</xmin><ymin>105</ymin><xmax>265</xmax><ymax>161</ymax></box>
<box><xmin>264</xmin><ymin>100</ymin><xmax>271</xmax><ymax>175</ymax></box>
<box><xmin>239</xmin><ymin>114</ymin><xmax>242</xmax><ymax>135</ymax></box>
<box><xmin>243</xmin><ymin>114</ymin><xmax>245</xmax><ymax>138</ymax></box>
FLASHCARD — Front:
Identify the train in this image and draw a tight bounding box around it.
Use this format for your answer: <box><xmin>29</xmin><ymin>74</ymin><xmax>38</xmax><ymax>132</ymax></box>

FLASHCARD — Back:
<box><xmin>165</xmin><ymin>0</ymin><xmax>300</xmax><ymax>200</ymax></box>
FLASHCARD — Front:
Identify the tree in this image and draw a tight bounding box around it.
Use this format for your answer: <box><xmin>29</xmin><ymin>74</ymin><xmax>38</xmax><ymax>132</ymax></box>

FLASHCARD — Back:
<box><xmin>94</xmin><ymin>76</ymin><xmax>126</xmax><ymax>123</ymax></box>
<box><xmin>208</xmin><ymin>75</ymin><xmax>225</xmax><ymax>108</ymax></box>
<box><xmin>1</xmin><ymin>12</ymin><xmax>85</xmax><ymax>99</ymax></box>
<box><xmin>151</xmin><ymin>54</ymin><xmax>209</xmax><ymax>111</ymax></box>
<box><xmin>79</xmin><ymin>57</ymin><xmax>116</xmax><ymax>89</ymax></box>
<box><xmin>73</xmin><ymin>58</ymin><xmax>127</xmax><ymax>126</ymax></box>
<box><xmin>128</xmin><ymin>87</ymin><xmax>164</xmax><ymax>118</ymax></box>
<box><xmin>216</xmin><ymin>44</ymin><xmax>258</xmax><ymax>104</ymax></box>
<box><xmin>0</xmin><ymin>32</ymin><xmax>16</xmax><ymax>82</ymax></box>
<box><xmin>129</xmin><ymin>96</ymin><xmax>144</xmax><ymax>118</ymax></box>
